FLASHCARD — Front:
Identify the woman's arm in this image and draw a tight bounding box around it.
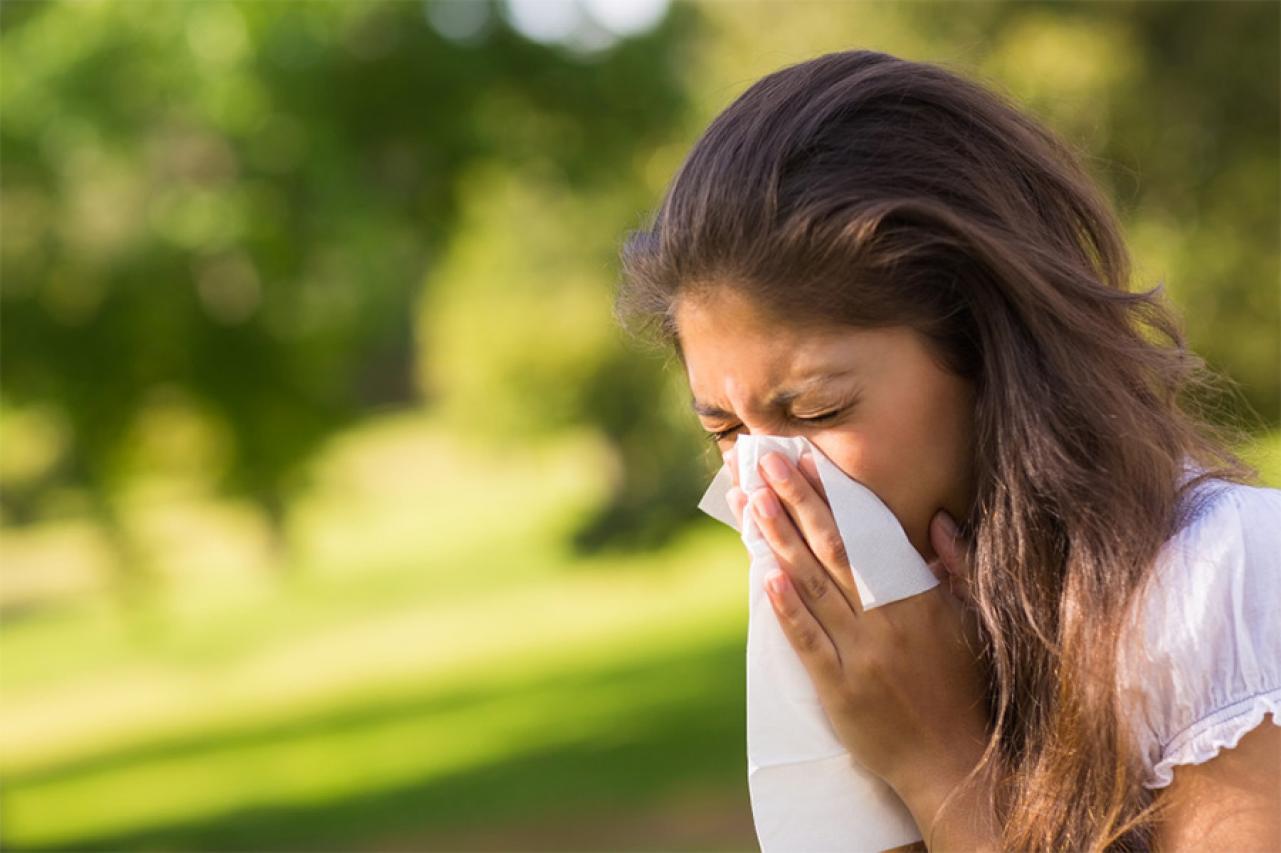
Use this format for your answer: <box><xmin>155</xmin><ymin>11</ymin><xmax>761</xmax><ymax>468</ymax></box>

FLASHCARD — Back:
<box><xmin>892</xmin><ymin>714</ymin><xmax>1281</xmax><ymax>852</ymax></box>
<box><xmin>1151</xmin><ymin>715</ymin><xmax>1280</xmax><ymax>851</ymax></box>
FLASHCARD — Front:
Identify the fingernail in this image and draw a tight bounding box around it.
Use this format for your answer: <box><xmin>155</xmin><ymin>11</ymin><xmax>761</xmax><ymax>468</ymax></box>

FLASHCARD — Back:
<box><xmin>752</xmin><ymin>488</ymin><xmax>779</xmax><ymax>518</ymax></box>
<box><xmin>766</xmin><ymin>570</ymin><xmax>788</xmax><ymax>596</ymax></box>
<box><xmin>762</xmin><ymin>452</ymin><xmax>789</xmax><ymax>483</ymax></box>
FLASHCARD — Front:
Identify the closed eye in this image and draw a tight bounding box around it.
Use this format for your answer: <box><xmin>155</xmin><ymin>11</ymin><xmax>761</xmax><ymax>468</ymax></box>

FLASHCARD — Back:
<box><xmin>704</xmin><ymin>408</ymin><xmax>845</xmax><ymax>445</ymax></box>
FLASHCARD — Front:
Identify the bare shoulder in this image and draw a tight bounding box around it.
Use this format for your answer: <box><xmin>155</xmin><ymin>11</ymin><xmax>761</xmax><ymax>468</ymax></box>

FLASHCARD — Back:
<box><xmin>1152</xmin><ymin>713</ymin><xmax>1280</xmax><ymax>851</ymax></box>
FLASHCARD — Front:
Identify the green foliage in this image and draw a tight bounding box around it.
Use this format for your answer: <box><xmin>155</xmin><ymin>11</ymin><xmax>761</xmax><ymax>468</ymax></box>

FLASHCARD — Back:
<box><xmin>1008</xmin><ymin>1</ymin><xmax>1281</xmax><ymax>423</ymax></box>
<box><xmin>3</xmin><ymin>0</ymin><xmax>1275</xmax><ymax>557</ymax></box>
<box><xmin>417</xmin><ymin>159</ymin><xmax>716</xmax><ymax>552</ymax></box>
<box><xmin>0</xmin><ymin>0</ymin><xmax>693</xmax><ymax>539</ymax></box>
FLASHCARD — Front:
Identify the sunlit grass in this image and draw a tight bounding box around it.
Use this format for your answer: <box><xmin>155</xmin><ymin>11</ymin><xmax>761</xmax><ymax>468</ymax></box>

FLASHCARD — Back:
<box><xmin>0</xmin><ymin>412</ymin><xmax>750</xmax><ymax>849</ymax></box>
<box><xmin>0</xmin><ymin>415</ymin><xmax>621</xmax><ymax>695</ymax></box>
<box><xmin>3</xmin><ymin>622</ymin><xmax>747</xmax><ymax>850</ymax></box>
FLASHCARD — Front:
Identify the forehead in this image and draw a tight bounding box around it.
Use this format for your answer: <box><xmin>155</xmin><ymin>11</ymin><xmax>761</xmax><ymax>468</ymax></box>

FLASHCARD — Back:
<box><xmin>673</xmin><ymin>289</ymin><xmax>863</xmax><ymax>405</ymax></box>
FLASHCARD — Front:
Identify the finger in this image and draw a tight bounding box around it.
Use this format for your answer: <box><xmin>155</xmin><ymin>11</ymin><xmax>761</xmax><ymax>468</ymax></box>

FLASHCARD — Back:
<box><xmin>763</xmin><ymin>568</ymin><xmax>844</xmax><ymax>678</ymax></box>
<box><xmin>727</xmin><ymin>486</ymin><xmax>747</xmax><ymax>529</ymax></box>
<box><xmin>749</xmin><ymin>486</ymin><xmax>862</xmax><ymax>643</ymax></box>
<box><xmin>723</xmin><ymin>448</ymin><xmax>738</xmax><ymax>489</ymax></box>
<box><xmin>930</xmin><ymin>509</ymin><xmax>974</xmax><ymax>608</ymax></box>
<box><xmin>758</xmin><ymin>452</ymin><xmax>863</xmax><ymax>614</ymax></box>
<box><xmin>796</xmin><ymin>450</ymin><xmax>828</xmax><ymax>502</ymax></box>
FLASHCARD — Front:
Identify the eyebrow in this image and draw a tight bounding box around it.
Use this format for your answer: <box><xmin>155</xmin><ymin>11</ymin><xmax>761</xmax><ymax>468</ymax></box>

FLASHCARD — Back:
<box><xmin>690</xmin><ymin>369</ymin><xmax>854</xmax><ymax>418</ymax></box>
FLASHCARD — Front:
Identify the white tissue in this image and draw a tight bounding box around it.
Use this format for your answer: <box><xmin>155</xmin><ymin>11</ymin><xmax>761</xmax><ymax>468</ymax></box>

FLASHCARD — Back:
<box><xmin>697</xmin><ymin>433</ymin><xmax>940</xmax><ymax>852</ymax></box>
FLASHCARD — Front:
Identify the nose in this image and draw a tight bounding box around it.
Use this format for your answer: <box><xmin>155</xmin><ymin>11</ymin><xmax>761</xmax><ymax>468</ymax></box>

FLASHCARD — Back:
<box><xmin>739</xmin><ymin>418</ymin><xmax>796</xmax><ymax>439</ymax></box>
<box><xmin>722</xmin><ymin>382</ymin><xmax>805</xmax><ymax>441</ymax></box>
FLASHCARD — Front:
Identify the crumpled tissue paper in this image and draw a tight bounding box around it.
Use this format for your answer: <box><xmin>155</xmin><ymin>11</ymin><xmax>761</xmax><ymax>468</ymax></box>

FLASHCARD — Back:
<box><xmin>697</xmin><ymin>433</ymin><xmax>941</xmax><ymax>852</ymax></box>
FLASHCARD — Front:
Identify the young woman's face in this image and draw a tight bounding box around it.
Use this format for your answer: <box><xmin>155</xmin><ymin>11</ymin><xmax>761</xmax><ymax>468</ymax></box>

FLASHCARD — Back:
<box><xmin>674</xmin><ymin>286</ymin><xmax>977</xmax><ymax>564</ymax></box>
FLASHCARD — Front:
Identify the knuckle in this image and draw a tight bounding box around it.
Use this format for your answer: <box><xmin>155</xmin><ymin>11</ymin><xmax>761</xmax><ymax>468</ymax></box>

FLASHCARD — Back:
<box><xmin>804</xmin><ymin>571</ymin><xmax>830</xmax><ymax>601</ymax></box>
<box><xmin>775</xmin><ymin>477</ymin><xmax>802</xmax><ymax>503</ymax></box>
<box><xmin>815</xmin><ymin>648</ymin><xmax>842</xmax><ymax>680</ymax></box>
<box><xmin>818</xmin><ymin>531</ymin><xmax>848</xmax><ymax>566</ymax></box>
<box><xmin>835</xmin><ymin>683</ymin><xmax>862</xmax><ymax>714</ymax></box>
<box><xmin>844</xmin><ymin>646</ymin><xmax>880</xmax><ymax>682</ymax></box>
<box><xmin>861</xmin><ymin>655</ymin><xmax>890</xmax><ymax>688</ymax></box>
<box><xmin>794</xmin><ymin>624</ymin><xmax>825</xmax><ymax>654</ymax></box>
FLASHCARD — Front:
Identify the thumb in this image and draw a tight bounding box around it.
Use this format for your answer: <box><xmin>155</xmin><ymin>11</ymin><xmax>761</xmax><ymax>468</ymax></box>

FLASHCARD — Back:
<box><xmin>929</xmin><ymin>509</ymin><xmax>974</xmax><ymax>607</ymax></box>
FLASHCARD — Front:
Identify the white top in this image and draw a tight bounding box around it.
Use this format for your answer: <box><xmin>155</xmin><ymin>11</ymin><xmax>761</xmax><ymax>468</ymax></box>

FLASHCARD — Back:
<box><xmin>1116</xmin><ymin>476</ymin><xmax>1281</xmax><ymax>789</ymax></box>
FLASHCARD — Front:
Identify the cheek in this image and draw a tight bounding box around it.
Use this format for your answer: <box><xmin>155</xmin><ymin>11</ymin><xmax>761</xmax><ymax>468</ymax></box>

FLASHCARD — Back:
<box><xmin>820</xmin><ymin>394</ymin><xmax>971</xmax><ymax>559</ymax></box>
<box><xmin>813</xmin><ymin>428</ymin><xmax>915</xmax><ymax>526</ymax></box>
<box><xmin>885</xmin><ymin>387</ymin><xmax>974</xmax><ymax>555</ymax></box>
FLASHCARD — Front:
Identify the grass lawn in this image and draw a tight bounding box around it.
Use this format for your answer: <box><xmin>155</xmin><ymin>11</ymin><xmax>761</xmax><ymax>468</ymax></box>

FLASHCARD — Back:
<box><xmin>1</xmin><ymin>415</ymin><xmax>757</xmax><ymax>851</ymax></box>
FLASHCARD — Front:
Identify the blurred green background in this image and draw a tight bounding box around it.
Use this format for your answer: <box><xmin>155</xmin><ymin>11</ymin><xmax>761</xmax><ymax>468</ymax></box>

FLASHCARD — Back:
<box><xmin>1</xmin><ymin>1</ymin><xmax>1277</xmax><ymax>850</ymax></box>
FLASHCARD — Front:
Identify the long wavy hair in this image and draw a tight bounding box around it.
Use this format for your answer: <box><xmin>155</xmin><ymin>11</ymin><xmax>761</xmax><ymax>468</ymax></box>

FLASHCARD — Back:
<box><xmin>613</xmin><ymin>49</ymin><xmax>1261</xmax><ymax>850</ymax></box>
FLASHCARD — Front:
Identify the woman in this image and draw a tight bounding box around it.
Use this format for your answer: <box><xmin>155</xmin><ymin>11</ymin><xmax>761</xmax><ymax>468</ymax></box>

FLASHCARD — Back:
<box><xmin>613</xmin><ymin>50</ymin><xmax>1280</xmax><ymax>851</ymax></box>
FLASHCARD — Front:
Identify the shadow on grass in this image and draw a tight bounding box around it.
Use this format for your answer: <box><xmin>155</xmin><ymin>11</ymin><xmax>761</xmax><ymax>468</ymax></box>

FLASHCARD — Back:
<box><xmin>4</xmin><ymin>634</ymin><xmax>753</xmax><ymax>852</ymax></box>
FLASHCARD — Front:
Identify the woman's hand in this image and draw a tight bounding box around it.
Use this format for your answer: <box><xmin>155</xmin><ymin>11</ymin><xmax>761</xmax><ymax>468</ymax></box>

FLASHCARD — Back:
<box><xmin>723</xmin><ymin>448</ymin><xmax>995</xmax><ymax>839</ymax></box>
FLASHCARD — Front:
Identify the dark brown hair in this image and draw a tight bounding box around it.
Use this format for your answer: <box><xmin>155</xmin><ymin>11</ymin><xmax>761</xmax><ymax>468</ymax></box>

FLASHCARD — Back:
<box><xmin>614</xmin><ymin>49</ymin><xmax>1260</xmax><ymax>850</ymax></box>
